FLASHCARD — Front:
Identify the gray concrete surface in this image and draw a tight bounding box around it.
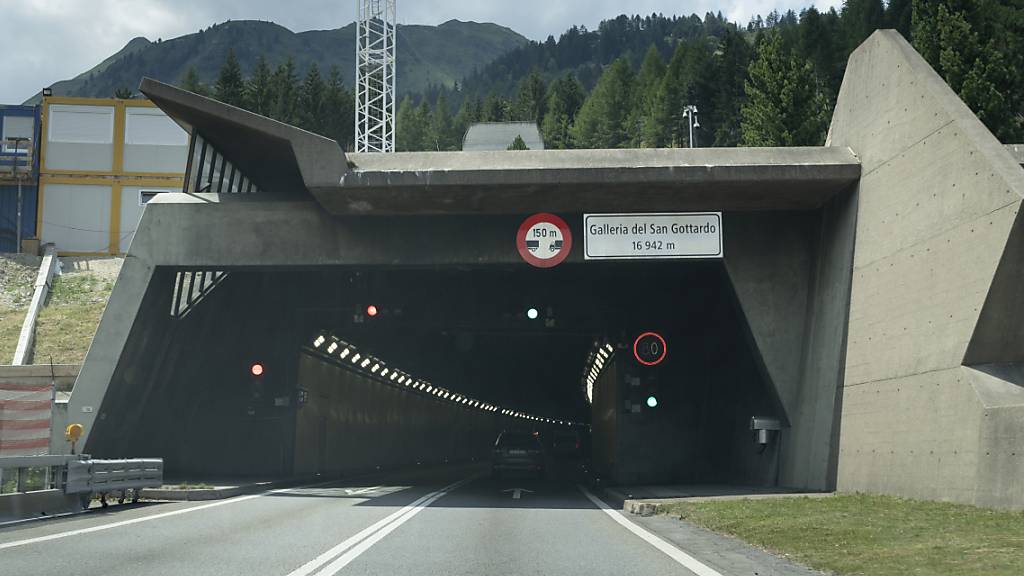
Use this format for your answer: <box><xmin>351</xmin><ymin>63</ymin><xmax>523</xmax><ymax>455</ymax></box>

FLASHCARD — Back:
<box><xmin>829</xmin><ymin>30</ymin><xmax>1024</xmax><ymax>508</ymax></box>
<box><xmin>0</xmin><ymin>464</ymin><xmax>821</xmax><ymax>576</ymax></box>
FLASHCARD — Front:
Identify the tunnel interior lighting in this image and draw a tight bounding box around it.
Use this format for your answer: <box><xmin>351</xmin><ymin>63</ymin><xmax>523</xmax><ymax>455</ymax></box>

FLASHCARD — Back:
<box><xmin>390</xmin><ymin>372</ymin><xmax>398</xmax><ymax>381</ymax></box>
<box><xmin>327</xmin><ymin>342</ymin><xmax>338</xmax><ymax>354</ymax></box>
<box><xmin>371</xmin><ymin>364</ymin><xmax>380</xmax><ymax>373</ymax></box>
<box><xmin>526</xmin><ymin>307</ymin><xmax>539</xmax><ymax>320</ymax></box>
<box><xmin>360</xmin><ymin>358</ymin><xmax>371</xmax><ymax>368</ymax></box>
<box><xmin>398</xmin><ymin>375</ymin><xmax>406</xmax><ymax>383</ymax></box>
<box><xmin>380</xmin><ymin>368</ymin><xmax>389</xmax><ymax>377</ymax></box>
<box><xmin>351</xmin><ymin>353</ymin><xmax>361</xmax><ymax>363</ymax></box>
<box><xmin>314</xmin><ymin>335</ymin><xmax>326</xmax><ymax>348</ymax></box>
<box><xmin>340</xmin><ymin>348</ymin><xmax>351</xmax><ymax>359</ymax></box>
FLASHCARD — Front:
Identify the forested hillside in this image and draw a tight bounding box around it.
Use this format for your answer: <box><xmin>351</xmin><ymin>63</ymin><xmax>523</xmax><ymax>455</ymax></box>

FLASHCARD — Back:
<box><xmin>193</xmin><ymin>1</ymin><xmax>1024</xmax><ymax>152</ymax></box>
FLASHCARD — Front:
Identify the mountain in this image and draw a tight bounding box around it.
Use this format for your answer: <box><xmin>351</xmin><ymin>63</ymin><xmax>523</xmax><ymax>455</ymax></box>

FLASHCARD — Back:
<box><xmin>24</xmin><ymin>19</ymin><xmax>527</xmax><ymax>104</ymax></box>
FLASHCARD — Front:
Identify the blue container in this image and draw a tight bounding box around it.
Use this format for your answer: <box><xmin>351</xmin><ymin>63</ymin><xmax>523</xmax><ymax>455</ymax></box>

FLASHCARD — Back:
<box><xmin>0</xmin><ymin>105</ymin><xmax>40</xmax><ymax>252</ymax></box>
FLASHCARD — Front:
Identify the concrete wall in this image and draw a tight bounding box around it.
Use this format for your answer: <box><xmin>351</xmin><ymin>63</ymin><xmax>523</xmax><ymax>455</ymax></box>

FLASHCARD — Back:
<box><xmin>829</xmin><ymin>31</ymin><xmax>1024</xmax><ymax>508</ymax></box>
<box><xmin>724</xmin><ymin>207</ymin><xmax>854</xmax><ymax>491</ymax></box>
<box><xmin>294</xmin><ymin>353</ymin><xmax>501</xmax><ymax>476</ymax></box>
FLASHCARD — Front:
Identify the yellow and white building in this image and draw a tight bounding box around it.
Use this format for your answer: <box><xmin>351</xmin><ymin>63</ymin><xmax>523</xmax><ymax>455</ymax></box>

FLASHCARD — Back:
<box><xmin>39</xmin><ymin>97</ymin><xmax>187</xmax><ymax>255</ymax></box>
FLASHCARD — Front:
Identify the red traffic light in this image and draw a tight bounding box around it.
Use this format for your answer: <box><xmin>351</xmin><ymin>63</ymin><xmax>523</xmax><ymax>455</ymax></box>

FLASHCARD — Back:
<box><xmin>366</xmin><ymin>305</ymin><xmax>379</xmax><ymax>317</ymax></box>
<box><xmin>250</xmin><ymin>363</ymin><xmax>264</xmax><ymax>376</ymax></box>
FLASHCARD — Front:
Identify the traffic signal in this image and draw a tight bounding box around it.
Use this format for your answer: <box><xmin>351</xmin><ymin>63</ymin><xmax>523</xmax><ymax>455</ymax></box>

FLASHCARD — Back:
<box><xmin>646</xmin><ymin>394</ymin><xmax>659</xmax><ymax>408</ymax></box>
<box><xmin>250</xmin><ymin>362</ymin><xmax>264</xmax><ymax>376</ymax></box>
<box><xmin>366</xmin><ymin>304</ymin><xmax>379</xmax><ymax>317</ymax></box>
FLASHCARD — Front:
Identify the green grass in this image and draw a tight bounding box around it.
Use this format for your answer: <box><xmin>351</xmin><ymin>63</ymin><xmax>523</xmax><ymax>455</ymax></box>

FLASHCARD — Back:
<box><xmin>174</xmin><ymin>483</ymin><xmax>215</xmax><ymax>490</ymax></box>
<box><xmin>663</xmin><ymin>494</ymin><xmax>1024</xmax><ymax>576</ymax></box>
<box><xmin>0</xmin><ymin>307</ymin><xmax>27</xmax><ymax>363</ymax></box>
<box><xmin>30</xmin><ymin>274</ymin><xmax>113</xmax><ymax>365</ymax></box>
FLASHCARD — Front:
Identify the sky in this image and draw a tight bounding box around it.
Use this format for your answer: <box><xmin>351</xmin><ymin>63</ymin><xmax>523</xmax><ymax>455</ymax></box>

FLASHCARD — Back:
<box><xmin>0</xmin><ymin>0</ymin><xmax>841</xmax><ymax>104</ymax></box>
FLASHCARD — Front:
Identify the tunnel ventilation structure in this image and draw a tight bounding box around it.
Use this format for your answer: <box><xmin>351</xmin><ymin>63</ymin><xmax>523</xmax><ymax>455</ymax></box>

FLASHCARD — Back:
<box><xmin>187</xmin><ymin>133</ymin><xmax>262</xmax><ymax>195</ymax></box>
<box><xmin>170</xmin><ymin>270</ymin><xmax>229</xmax><ymax>319</ymax></box>
<box><xmin>308</xmin><ymin>331</ymin><xmax>586</xmax><ymax>428</ymax></box>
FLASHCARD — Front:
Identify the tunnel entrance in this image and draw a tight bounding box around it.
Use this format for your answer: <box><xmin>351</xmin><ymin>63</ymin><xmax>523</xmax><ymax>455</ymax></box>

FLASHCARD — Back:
<box><xmin>91</xmin><ymin>259</ymin><xmax>783</xmax><ymax>487</ymax></box>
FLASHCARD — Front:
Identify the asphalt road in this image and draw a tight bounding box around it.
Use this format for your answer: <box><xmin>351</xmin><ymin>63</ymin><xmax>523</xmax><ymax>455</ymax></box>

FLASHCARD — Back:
<box><xmin>0</xmin><ymin>462</ymin><xmax>734</xmax><ymax>576</ymax></box>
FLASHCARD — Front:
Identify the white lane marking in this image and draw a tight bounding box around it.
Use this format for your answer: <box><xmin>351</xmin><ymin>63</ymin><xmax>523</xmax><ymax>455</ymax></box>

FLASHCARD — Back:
<box><xmin>306</xmin><ymin>477</ymin><xmax>474</xmax><ymax>576</ymax></box>
<box><xmin>502</xmin><ymin>487</ymin><xmax>534</xmax><ymax>499</ymax></box>
<box><xmin>343</xmin><ymin>486</ymin><xmax>382</xmax><ymax>496</ymax></box>
<box><xmin>0</xmin><ymin>478</ymin><xmax>343</xmax><ymax>551</ymax></box>
<box><xmin>577</xmin><ymin>485</ymin><xmax>724</xmax><ymax>576</ymax></box>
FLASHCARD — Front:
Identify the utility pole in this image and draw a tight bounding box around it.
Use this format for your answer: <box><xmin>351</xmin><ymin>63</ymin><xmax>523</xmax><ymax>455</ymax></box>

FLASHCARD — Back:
<box><xmin>683</xmin><ymin>105</ymin><xmax>699</xmax><ymax>148</ymax></box>
<box><xmin>355</xmin><ymin>0</ymin><xmax>397</xmax><ymax>153</ymax></box>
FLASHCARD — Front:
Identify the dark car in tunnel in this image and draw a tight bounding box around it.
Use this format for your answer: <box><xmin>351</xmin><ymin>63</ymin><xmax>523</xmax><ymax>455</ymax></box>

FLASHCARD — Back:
<box><xmin>492</xmin><ymin>430</ymin><xmax>545</xmax><ymax>479</ymax></box>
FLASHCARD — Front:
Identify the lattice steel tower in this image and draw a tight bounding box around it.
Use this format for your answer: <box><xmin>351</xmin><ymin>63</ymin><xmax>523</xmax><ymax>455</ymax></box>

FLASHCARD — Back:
<box><xmin>355</xmin><ymin>0</ymin><xmax>397</xmax><ymax>153</ymax></box>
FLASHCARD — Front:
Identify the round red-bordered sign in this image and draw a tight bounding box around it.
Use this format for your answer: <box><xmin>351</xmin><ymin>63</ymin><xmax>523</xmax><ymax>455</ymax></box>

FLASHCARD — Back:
<box><xmin>517</xmin><ymin>213</ymin><xmax>572</xmax><ymax>268</ymax></box>
<box><xmin>633</xmin><ymin>332</ymin><xmax>667</xmax><ymax>366</ymax></box>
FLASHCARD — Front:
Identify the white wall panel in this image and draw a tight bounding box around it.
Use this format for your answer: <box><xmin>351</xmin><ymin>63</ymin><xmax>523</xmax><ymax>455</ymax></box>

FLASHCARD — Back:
<box><xmin>120</xmin><ymin>185</ymin><xmax>177</xmax><ymax>253</ymax></box>
<box><xmin>41</xmin><ymin>183</ymin><xmax>111</xmax><ymax>253</ymax></box>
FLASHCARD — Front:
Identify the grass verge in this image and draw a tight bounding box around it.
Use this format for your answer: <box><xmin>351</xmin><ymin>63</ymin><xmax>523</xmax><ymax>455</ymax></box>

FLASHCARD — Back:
<box><xmin>0</xmin><ymin>307</ymin><xmax>27</xmax><ymax>363</ymax></box>
<box><xmin>663</xmin><ymin>493</ymin><xmax>1024</xmax><ymax>576</ymax></box>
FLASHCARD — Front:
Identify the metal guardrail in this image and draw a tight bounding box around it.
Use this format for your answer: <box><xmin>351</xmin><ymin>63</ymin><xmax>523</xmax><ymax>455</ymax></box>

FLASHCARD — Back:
<box><xmin>66</xmin><ymin>458</ymin><xmax>164</xmax><ymax>495</ymax></box>
<box><xmin>0</xmin><ymin>455</ymin><xmax>163</xmax><ymax>499</ymax></box>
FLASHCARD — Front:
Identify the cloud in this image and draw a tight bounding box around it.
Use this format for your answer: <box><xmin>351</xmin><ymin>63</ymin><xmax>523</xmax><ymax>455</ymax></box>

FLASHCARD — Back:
<box><xmin>0</xmin><ymin>0</ymin><xmax>840</xmax><ymax>103</ymax></box>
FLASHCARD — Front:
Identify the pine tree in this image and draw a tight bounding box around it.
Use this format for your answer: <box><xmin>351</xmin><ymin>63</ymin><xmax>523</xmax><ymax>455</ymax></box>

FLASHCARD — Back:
<box><xmin>912</xmin><ymin>0</ymin><xmax>1024</xmax><ymax>141</ymax></box>
<box><xmin>541</xmin><ymin>74</ymin><xmax>586</xmax><ymax>149</ymax></box>
<box><xmin>841</xmin><ymin>0</ymin><xmax>886</xmax><ymax>53</ymax></box>
<box><xmin>114</xmin><ymin>87</ymin><xmax>134</xmax><ymax>99</ymax></box>
<box><xmin>481</xmin><ymin>95</ymin><xmax>510</xmax><ymax>122</ymax></box>
<box><xmin>428</xmin><ymin>94</ymin><xmax>456</xmax><ymax>151</ymax></box>
<box><xmin>629</xmin><ymin>45</ymin><xmax>666</xmax><ymax>147</ymax></box>
<box><xmin>507</xmin><ymin>134</ymin><xmax>530</xmax><ymax>150</ymax></box>
<box><xmin>396</xmin><ymin>96</ymin><xmax>430</xmax><ymax>151</ymax></box>
<box><xmin>180</xmin><ymin>66</ymin><xmax>209</xmax><ymax>96</ymax></box>
<box><xmin>512</xmin><ymin>70</ymin><xmax>547</xmax><ymax>122</ymax></box>
<box><xmin>270</xmin><ymin>57</ymin><xmax>299</xmax><ymax>124</ymax></box>
<box><xmin>297</xmin><ymin>63</ymin><xmax>326</xmax><ymax>134</ymax></box>
<box><xmin>740</xmin><ymin>31</ymin><xmax>830</xmax><ymax>146</ymax></box>
<box><xmin>713</xmin><ymin>30</ymin><xmax>753</xmax><ymax>146</ymax></box>
<box><xmin>454</xmin><ymin>97</ymin><xmax>484</xmax><ymax>146</ymax></box>
<box><xmin>650</xmin><ymin>42</ymin><xmax>695</xmax><ymax>147</ymax></box>
<box><xmin>245</xmin><ymin>56</ymin><xmax>274</xmax><ymax>117</ymax></box>
<box><xmin>214</xmin><ymin>49</ymin><xmax>245</xmax><ymax>107</ymax></box>
<box><xmin>570</xmin><ymin>58</ymin><xmax>634</xmax><ymax>149</ymax></box>
<box><xmin>323</xmin><ymin>65</ymin><xmax>355</xmax><ymax>150</ymax></box>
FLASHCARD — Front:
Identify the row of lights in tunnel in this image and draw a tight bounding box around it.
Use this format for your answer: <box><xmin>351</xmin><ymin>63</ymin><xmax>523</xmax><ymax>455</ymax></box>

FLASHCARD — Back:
<box><xmin>584</xmin><ymin>343</ymin><xmax>616</xmax><ymax>405</ymax></box>
<box><xmin>311</xmin><ymin>333</ymin><xmax>585</xmax><ymax>427</ymax></box>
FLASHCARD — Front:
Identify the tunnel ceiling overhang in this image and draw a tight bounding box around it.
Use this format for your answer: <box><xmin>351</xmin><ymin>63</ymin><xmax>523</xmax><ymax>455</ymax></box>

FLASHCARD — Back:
<box><xmin>141</xmin><ymin>77</ymin><xmax>861</xmax><ymax>216</ymax></box>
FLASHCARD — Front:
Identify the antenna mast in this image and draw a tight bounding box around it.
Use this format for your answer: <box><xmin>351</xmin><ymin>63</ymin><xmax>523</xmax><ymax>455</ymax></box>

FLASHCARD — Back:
<box><xmin>355</xmin><ymin>0</ymin><xmax>397</xmax><ymax>153</ymax></box>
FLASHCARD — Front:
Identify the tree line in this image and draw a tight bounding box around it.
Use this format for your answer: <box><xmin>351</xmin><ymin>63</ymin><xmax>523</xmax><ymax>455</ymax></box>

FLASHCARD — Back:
<box><xmin>180</xmin><ymin>50</ymin><xmax>355</xmax><ymax>151</ymax></box>
<box><xmin>184</xmin><ymin>0</ymin><xmax>1023</xmax><ymax>151</ymax></box>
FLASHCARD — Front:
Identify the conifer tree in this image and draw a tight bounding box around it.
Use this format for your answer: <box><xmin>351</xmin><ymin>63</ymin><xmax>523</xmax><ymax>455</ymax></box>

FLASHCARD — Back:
<box><xmin>740</xmin><ymin>31</ymin><xmax>829</xmax><ymax>146</ymax></box>
<box><xmin>541</xmin><ymin>74</ymin><xmax>586</xmax><ymax>149</ymax></box>
<box><xmin>297</xmin><ymin>63</ymin><xmax>326</xmax><ymax>134</ymax></box>
<box><xmin>214</xmin><ymin>49</ymin><xmax>245</xmax><ymax>107</ymax></box>
<box><xmin>180</xmin><ymin>66</ymin><xmax>209</xmax><ymax>97</ymax></box>
<box><xmin>629</xmin><ymin>45</ymin><xmax>666</xmax><ymax>147</ymax></box>
<box><xmin>323</xmin><ymin>65</ymin><xmax>355</xmax><ymax>150</ymax></box>
<box><xmin>513</xmin><ymin>70</ymin><xmax>547</xmax><ymax>122</ymax></box>
<box><xmin>270</xmin><ymin>57</ymin><xmax>299</xmax><ymax>124</ymax></box>
<box><xmin>245</xmin><ymin>56</ymin><xmax>274</xmax><ymax>117</ymax></box>
<box><xmin>570</xmin><ymin>58</ymin><xmax>634</xmax><ymax>148</ymax></box>
<box><xmin>507</xmin><ymin>134</ymin><xmax>530</xmax><ymax>150</ymax></box>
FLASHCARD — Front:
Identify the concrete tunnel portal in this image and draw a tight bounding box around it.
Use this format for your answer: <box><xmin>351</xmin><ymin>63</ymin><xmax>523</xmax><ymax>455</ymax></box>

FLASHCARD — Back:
<box><xmin>62</xmin><ymin>78</ymin><xmax>862</xmax><ymax>493</ymax></box>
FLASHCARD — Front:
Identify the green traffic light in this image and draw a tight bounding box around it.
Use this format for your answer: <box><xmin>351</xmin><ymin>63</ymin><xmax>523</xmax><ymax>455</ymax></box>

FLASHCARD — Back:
<box><xmin>646</xmin><ymin>395</ymin><xmax>658</xmax><ymax>408</ymax></box>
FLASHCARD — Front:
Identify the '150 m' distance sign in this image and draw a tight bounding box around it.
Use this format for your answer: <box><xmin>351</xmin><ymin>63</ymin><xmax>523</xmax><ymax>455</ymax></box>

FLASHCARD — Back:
<box><xmin>584</xmin><ymin>213</ymin><xmax>723</xmax><ymax>260</ymax></box>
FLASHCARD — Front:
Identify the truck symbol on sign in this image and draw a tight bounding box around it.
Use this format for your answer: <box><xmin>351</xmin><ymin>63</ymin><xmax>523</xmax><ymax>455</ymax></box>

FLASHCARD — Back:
<box><xmin>526</xmin><ymin>240</ymin><xmax>540</xmax><ymax>252</ymax></box>
<box><xmin>550</xmin><ymin>240</ymin><xmax>563</xmax><ymax>253</ymax></box>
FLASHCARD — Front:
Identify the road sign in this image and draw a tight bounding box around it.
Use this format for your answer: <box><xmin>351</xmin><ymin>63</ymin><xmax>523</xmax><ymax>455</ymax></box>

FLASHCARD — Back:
<box><xmin>517</xmin><ymin>213</ymin><xmax>572</xmax><ymax>268</ymax></box>
<box><xmin>634</xmin><ymin>332</ymin><xmax>667</xmax><ymax>366</ymax></box>
<box><xmin>584</xmin><ymin>213</ymin><xmax>723</xmax><ymax>260</ymax></box>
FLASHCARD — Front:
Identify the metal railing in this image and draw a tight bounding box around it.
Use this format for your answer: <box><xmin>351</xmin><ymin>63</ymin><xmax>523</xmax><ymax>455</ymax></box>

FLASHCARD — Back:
<box><xmin>0</xmin><ymin>455</ymin><xmax>163</xmax><ymax>498</ymax></box>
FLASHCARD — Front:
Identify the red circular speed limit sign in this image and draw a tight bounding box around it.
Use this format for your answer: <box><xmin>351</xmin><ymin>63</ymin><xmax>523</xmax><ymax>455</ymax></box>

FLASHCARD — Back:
<box><xmin>633</xmin><ymin>332</ymin><xmax>667</xmax><ymax>366</ymax></box>
<box><xmin>517</xmin><ymin>213</ymin><xmax>572</xmax><ymax>268</ymax></box>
